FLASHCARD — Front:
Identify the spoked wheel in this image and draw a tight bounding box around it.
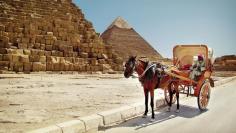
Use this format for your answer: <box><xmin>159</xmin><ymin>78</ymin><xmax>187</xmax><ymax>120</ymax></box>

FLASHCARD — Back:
<box><xmin>198</xmin><ymin>81</ymin><xmax>211</xmax><ymax>111</ymax></box>
<box><xmin>164</xmin><ymin>82</ymin><xmax>177</xmax><ymax>104</ymax></box>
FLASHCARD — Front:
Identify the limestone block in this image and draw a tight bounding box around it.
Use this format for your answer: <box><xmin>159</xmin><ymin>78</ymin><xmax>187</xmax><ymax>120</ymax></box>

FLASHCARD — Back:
<box><xmin>23</xmin><ymin>62</ymin><xmax>32</xmax><ymax>72</ymax></box>
<box><xmin>12</xmin><ymin>55</ymin><xmax>20</xmax><ymax>62</ymax></box>
<box><xmin>79</xmin><ymin>114</ymin><xmax>103</xmax><ymax>132</ymax></box>
<box><xmin>18</xmin><ymin>43</ymin><xmax>27</xmax><ymax>49</ymax></box>
<box><xmin>45</xmin><ymin>45</ymin><xmax>53</xmax><ymax>51</ymax></box>
<box><xmin>34</xmin><ymin>43</ymin><xmax>41</xmax><ymax>49</ymax></box>
<box><xmin>40</xmin><ymin>44</ymin><xmax>45</xmax><ymax>50</ymax></box>
<box><xmin>0</xmin><ymin>54</ymin><xmax>2</xmax><ymax>61</ymax></box>
<box><xmin>3</xmin><ymin>54</ymin><xmax>12</xmax><ymax>61</ymax></box>
<box><xmin>47</xmin><ymin>56</ymin><xmax>58</xmax><ymax>63</ymax></box>
<box><xmin>91</xmin><ymin>59</ymin><xmax>98</xmax><ymax>65</ymax></box>
<box><xmin>29</xmin><ymin>55</ymin><xmax>40</xmax><ymax>62</ymax></box>
<box><xmin>23</xmin><ymin>49</ymin><xmax>31</xmax><ymax>55</ymax></box>
<box><xmin>16</xmin><ymin>49</ymin><xmax>24</xmax><ymax>55</ymax></box>
<box><xmin>53</xmin><ymin>63</ymin><xmax>60</xmax><ymax>71</ymax></box>
<box><xmin>46</xmin><ymin>63</ymin><xmax>53</xmax><ymax>71</ymax></box>
<box><xmin>69</xmin><ymin>64</ymin><xmax>74</xmax><ymax>71</ymax></box>
<box><xmin>38</xmin><ymin>50</ymin><xmax>45</xmax><ymax>56</ymax></box>
<box><xmin>45</xmin><ymin>51</ymin><xmax>52</xmax><ymax>56</ymax></box>
<box><xmin>0</xmin><ymin>25</ymin><xmax>5</xmax><ymax>31</ymax></box>
<box><xmin>73</xmin><ymin>64</ymin><xmax>79</xmax><ymax>71</ymax></box>
<box><xmin>27</xmin><ymin>125</ymin><xmax>62</xmax><ymax>133</ymax></box>
<box><xmin>57</xmin><ymin>120</ymin><xmax>85</xmax><ymax>133</ymax></box>
<box><xmin>98</xmin><ymin>59</ymin><xmax>105</xmax><ymax>64</ymax></box>
<box><xmin>0</xmin><ymin>36</ymin><xmax>9</xmax><ymax>48</ymax></box>
<box><xmin>119</xmin><ymin>106</ymin><xmax>136</xmax><ymax>120</ymax></box>
<box><xmin>32</xmin><ymin>62</ymin><xmax>41</xmax><ymax>71</ymax></box>
<box><xmin>80</xmin><ymin>52</ymin><xmax>88</xmax><ymax>58</ymax></box>
<box><xmin>13</xmin><ymin>62</ymin><xmax>23</xmax><ymax>72</ymax></box>
<box><xmin>31</xmin><ymin>49</ymin><xmax>39</xmax><ymax>55</ymax></box>
<box><xmin>0</xmin><ymin>61</ymin><xmax>9</xmax><ymax>70</ymax></box>
<box><xmin>22</xmin><ymin>38</ymin><xmax>29</xmax><ymax>43</ymax></box>
<box><xmin>0</xmin><ymin>48</ymin><xmax>7</xmax><ymax>54</ymax></box>
<box><xmin>97</xmin><ymin>108</ymin><xmax>123</xmax><ymax>126</ymax></box>
<box><xmin>39</xmin><ymin>56</ymin><xmax>46</xmax><ymax>63</ymax></box>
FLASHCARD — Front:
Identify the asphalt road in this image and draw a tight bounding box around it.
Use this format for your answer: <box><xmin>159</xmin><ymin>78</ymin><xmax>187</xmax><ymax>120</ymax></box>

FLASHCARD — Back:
<box><xmin>100</xmin><ymin>80</ymin><xmax>236</xmax><ymax>133</ymax></box>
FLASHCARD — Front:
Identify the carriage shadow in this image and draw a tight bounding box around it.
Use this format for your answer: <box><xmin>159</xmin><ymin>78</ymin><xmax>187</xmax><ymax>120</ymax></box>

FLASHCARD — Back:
<box><xmin>116</xmin><ymin>104</ymin><xmax>207</xmax><ymax>130</ymax></box>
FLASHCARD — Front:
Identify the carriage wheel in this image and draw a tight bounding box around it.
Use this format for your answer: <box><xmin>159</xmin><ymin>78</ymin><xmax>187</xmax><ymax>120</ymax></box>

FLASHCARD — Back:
<box><xmin>164</xmin><ymin>82</ymin><xmax>177</xmax><ymax>104</ymax></box>
<box><xmin>197</xmin><ymin>81</ymin><xmax>211</xmax><ymax>111</ymax></box>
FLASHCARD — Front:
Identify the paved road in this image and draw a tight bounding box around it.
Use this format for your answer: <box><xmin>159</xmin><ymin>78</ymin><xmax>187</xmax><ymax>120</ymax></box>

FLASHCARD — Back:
<box><xmin>100</xmin><ymin>80</ymin><xmax>236</xmax><ymax>133</ymax></box>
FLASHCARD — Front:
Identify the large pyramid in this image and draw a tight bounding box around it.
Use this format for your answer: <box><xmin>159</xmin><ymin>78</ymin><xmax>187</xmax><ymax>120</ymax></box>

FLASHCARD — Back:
<box><xmin>101</xmin><ymin>17</ymin><xmax>162</xmax><ymax>61</ymax></box>
<box><xmin>0</xmin><ymin>0</ymin><xmax>123</xmax><ymax>73</ymax></box>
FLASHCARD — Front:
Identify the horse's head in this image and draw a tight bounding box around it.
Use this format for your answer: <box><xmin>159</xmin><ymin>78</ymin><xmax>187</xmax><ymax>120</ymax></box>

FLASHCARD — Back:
<box><xmin>124</xmin><ymin>56</ymin><xmax>137</xmax><ymax>78</ymax></box>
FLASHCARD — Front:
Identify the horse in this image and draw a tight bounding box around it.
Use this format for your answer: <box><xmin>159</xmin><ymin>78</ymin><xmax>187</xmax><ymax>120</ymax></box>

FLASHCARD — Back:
<box><xmin>124</xmin><ymin>56</ymin><xmax>180</xmax><ymax>120</ymax></box>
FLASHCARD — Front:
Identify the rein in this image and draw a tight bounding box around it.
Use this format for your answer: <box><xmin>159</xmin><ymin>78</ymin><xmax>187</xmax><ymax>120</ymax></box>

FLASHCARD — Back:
<box><xmin>133</xmin><ymin>60</ymin><xmax>158</xmax><ymax>78</ymax></box>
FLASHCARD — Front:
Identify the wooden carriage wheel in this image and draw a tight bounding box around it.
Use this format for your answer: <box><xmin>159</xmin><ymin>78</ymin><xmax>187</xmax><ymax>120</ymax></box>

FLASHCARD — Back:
<box><xmin>164</xmin><ymin>82</ymin><xmax>177</xmax><ymax>104</ymax></box>
<box><xmin>198</xmin><ymin>80</ymin><xmax>211</xmax><ymax>111</ymax></box>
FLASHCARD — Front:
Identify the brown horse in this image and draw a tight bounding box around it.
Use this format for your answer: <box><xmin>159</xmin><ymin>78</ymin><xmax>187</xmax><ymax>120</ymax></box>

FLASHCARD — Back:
<box><xmin>124</xmin><ymin>56</ymin><xmax>180</xmax><ymax>120</ymax></box>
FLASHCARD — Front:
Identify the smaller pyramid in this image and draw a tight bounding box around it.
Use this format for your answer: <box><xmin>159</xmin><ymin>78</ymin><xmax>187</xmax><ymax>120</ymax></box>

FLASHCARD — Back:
<box><xmin>101</xmin><ymin>17</ymin><xmax>162</xmax><ymax>61</ymax></box>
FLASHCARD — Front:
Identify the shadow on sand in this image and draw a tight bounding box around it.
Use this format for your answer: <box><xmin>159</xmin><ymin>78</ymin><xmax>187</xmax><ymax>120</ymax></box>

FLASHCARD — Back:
<box><xmin>114</xmin><ymin>104</ymin><xmax>208</xmax><ymax>130</ymax></box>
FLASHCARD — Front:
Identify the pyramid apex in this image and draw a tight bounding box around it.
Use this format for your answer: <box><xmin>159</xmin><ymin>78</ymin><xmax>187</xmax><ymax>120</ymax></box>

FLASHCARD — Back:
<box><xmin>107</xmin><ymin>16</ymin><xmax>132</xmax><ymax>29</ymax></box>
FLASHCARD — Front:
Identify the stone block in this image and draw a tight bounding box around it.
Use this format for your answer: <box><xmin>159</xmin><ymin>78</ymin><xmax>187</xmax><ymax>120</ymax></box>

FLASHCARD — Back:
<box><xmin>23</xmin><ymin>49</ymin><xmax>31</xmax><ymax>55</ymax></box>
<box><xmin>0</xmin><ymin>48</ymin><xmax>7</xmax><ymax>54</ymax></box>
<box><xmin>32</xmin><ymin>62</ymin><xmax>46</xmax><ymax>71</ymax></box>
<box><xmin>27</xmin><ymin>125</ymin><xmax>62</xmax><ymax>133</ymax></box>
<box><xmin>80</xmin><ymin>52</ymin><xmax>88</xmax><ymax>58</ymax></box>
<box><xmin>3</xmin><ymin>54</ymin><xmax>12</xmax><ymax>61</ymax></box>
<box><xmin>46</xmin><ymin>45</ymin><xmax>53</xmax><ymax>51</ymax></box>
<box><xmin>46</xmin><ymin>63</ymin><xmax>53</xmax><ymax>71</ymax></box>
<box><xmin>23</xmin><ymin>62</ymin><xmax>32</xmax><ymax>72</ymax></box>
<box><xmin>34</xmin><ymin>43</ymin><xmax>41</xmax><ymax>49</ymax></box>
<box><xmin>129</xmin><ymin>102</ymin><xmax>145</xmax><ymax>115</ymax></box>
<box><xmin>45</xmin><ymin>51</ymin><xmax>52</xmax><ymax>56</ymax></box>
<box><xmin>13</xmin><ymin>62</ymin><xmax>23</xmax><ymax>72</ymax></box>
<box><xmin>40</xmin><ymin>44</ymin><xmax>45</xmax><ymax>50</ymax></box>
<box><xmin>12</xmin><ymin>54</ymin><xmax>20</xmax><ymax>62</ymax></box>
<box><xmin>0</xmin><ymin>61</ymin><xmax>9</xmax><ymax>70</ymax></box>
<box><xmin>39</xmin><ymin>56</ymin><xmax>46</xmax><ymax>63</ymax></box>
<box><xmin>57</xmin><ymin>120</ymin><xmax>85</xmax><ymax>133</ymax></box>
<box><xmin>29</xmin><ymin>55</ymin><xmax>40</xmax><ymax>62</ymax></box>
<box><xmin>97</xmin><ymin>108</ymin><xmax>123</xmax><ymax>126</ymax></box>
<box><xmin>79</xmin><ymin>114</ymin><xmax>103</xmax><ymax>132</ymax></box>
<box><xmin>119</xmin><ymin>106</ymin><xmax>136</xmax><ymax>120</ymax></box>
<box><xmin>18</xmin><ymin>43</ymin><xmax>27</xmax><ymax>49</ymax></box>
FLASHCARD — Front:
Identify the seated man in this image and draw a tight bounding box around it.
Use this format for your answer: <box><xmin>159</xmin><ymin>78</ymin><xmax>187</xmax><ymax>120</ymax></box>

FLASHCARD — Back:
<box><xmin>189</xmin><ymin>55</ymin><xmax>206</xmax><ymax>81</ymax></box>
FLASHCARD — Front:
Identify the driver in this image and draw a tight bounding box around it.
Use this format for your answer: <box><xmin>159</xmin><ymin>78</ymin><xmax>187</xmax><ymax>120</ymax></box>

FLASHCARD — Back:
<box><xmin>189</xmin><ymin>54</ymin><xmax>205</xmax><ymax>81</ymax></box>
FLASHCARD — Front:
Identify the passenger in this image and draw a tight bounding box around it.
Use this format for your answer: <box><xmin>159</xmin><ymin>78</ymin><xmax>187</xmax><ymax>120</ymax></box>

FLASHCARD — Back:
<box><xmin>189</xmin><ymin>55</ymin><xmax>205</xmax><ymax>81</ymax></box>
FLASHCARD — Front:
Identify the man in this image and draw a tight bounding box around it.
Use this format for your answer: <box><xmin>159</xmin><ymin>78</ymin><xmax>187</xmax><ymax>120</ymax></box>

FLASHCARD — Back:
<box><xmin>189</xmin><ymin>55</ymin><xmax>205</xmax><ymax>81</ymax></box>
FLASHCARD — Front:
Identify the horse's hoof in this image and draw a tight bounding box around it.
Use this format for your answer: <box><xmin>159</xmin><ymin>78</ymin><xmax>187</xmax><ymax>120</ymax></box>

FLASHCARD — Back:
<box><xmin>167</xmin><ymin>107</ymin><xmax>171</xmax><ymax>112</ymax></box>
<box><xmin>175</xmin><ymin>109</ymin><xmax>180</xmax><ymax>113</ymax></box>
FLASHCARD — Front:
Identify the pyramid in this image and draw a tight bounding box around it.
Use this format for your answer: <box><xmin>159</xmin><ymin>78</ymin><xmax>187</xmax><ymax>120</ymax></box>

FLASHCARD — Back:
<box><xmin>101</xmin><ymin>17</ymin><xmax>163</xmax><ymax>61</ymax></box>
<box><xmin>0</xmin><ymin>0</ymin><xmax>123</xmax><ymax>73</ymax></box>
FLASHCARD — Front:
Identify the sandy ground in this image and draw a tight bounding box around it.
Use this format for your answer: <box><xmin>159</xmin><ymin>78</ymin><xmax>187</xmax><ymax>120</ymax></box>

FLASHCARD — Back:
<box><xmin>0</xmin><ymin>71</ymin><xmax>234</xmax><ymax>133</ymax></box>
<box><xmin>0</xmin><ymin>73</ymin><xmax>146</xmax><ymax>133</ymax></box>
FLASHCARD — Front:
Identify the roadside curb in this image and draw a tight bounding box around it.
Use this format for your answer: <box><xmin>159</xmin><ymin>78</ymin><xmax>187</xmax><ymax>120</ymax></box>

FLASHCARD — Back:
<box><xmin>28</xmin><ymin>76</ymin><xmax>236</xmax><ymax>133</ymax></box>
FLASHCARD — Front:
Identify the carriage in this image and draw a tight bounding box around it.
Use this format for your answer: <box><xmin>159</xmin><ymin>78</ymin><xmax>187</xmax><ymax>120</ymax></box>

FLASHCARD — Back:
<box><xmin>163</xmin><ymin>45</ymin><xmax>214</xmax><ymax>111</ymax></box>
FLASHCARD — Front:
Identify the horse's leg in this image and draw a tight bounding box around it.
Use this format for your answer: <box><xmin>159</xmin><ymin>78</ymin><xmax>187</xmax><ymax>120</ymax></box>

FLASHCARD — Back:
<box><xmin>176</xmin><ymin>89</ymin><xmax>180</xmax><ymax>113</ymax></box>
<box><xmin>143</xmin><ymin>89</ymin><xmax>149</xmax><ymax>118</ymax></box>
<box><xmin>150</xmin><ymin>89</ymin><xmax>155</xmax><ymax>120</ymax></box>
<box><xmin>167</xmin><ymin>87</ymin><xmax>173</xmax><ymax>112</ymax></box>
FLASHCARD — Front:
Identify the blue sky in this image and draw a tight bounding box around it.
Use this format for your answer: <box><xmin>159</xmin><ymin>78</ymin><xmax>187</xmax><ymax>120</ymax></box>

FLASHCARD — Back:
<box><xmin>75</xmin><ymin>0</ymin><xmax>236</xmax><ymax>58</ymax></box>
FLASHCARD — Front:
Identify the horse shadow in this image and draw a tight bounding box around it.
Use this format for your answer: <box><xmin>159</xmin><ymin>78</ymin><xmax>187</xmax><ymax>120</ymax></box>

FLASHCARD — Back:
<box><xmin>114</xmin><ymin>104</ymin><xmax>207</xmax><ymax>130</ymax></box>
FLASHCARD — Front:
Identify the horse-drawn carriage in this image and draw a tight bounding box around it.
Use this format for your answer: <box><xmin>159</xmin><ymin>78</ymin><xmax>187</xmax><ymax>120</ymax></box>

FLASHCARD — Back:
<box><xmin>124</xmin><ymin>44</ymin><xmax>214</xmax><ymax>120</ymax></box>
<box><xmin>163</xmin><ymin>45</ymin><xmax>214</xmax><ymax>111</ymax></box>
